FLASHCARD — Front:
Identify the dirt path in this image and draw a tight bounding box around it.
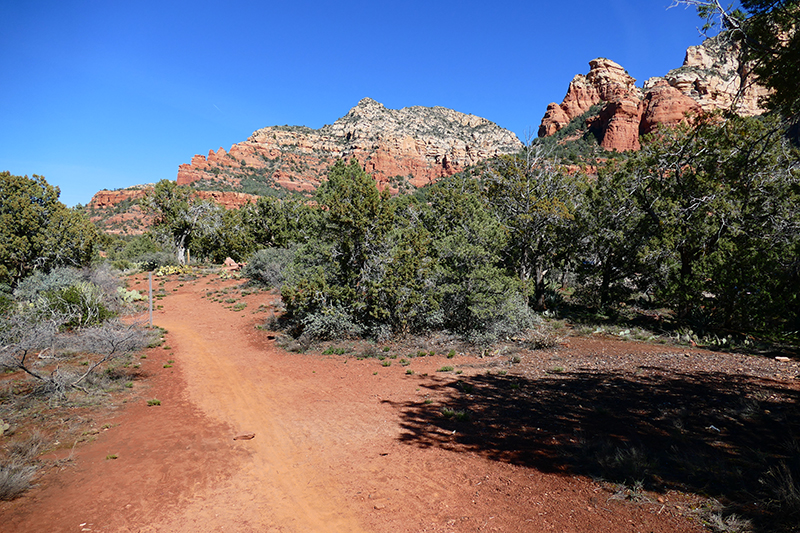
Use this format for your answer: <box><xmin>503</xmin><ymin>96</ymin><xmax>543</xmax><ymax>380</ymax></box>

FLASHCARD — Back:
<box><xmin>1</xmin><ymin>274</ymin><xmax>711</xmax><ymax>532</ymax></box>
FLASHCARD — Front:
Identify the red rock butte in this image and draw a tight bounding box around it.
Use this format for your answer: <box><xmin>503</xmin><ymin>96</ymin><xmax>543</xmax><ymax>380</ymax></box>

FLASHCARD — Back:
<box><xmin>176</xmin><ymin>97</ymin><xmax>523</xmax><ymax>195</ymax></box>
<box><xmin>538</xmin><ymin>32</ymin><xmax>769</xmax><ymax>151</ymax></box>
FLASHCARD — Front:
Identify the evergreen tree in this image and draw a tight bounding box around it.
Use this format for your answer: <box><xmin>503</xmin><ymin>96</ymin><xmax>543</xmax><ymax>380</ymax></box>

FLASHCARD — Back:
<box><xmin>0</xmin><ymin>172</ymin><xmax>97</xmax><ymax>286</ymax></box>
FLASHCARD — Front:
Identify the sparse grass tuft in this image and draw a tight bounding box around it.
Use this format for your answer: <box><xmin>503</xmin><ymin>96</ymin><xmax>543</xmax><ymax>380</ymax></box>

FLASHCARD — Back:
<box><xmin>147</xmin><ymin>399</ymin><xmax>161</xmax><ymax>406</ymax></box>
<box><xmin>322</xmin><ymin>346</ymin><xmax>348</xmax><ymax>355</ymax></box>
<box><xmin>441</xmin><ymin>407</ymin><xmax>470</xmax><ymax>422</ymax></box>
<box><xmin>0</xmin><ymin>462</ymin><xmax>36</xmax><ymax>501</ymax></box>
<box><xmin>437</xmin><ymin>366</ymin><xmax>454</xmax><ymax>372</ymax></box>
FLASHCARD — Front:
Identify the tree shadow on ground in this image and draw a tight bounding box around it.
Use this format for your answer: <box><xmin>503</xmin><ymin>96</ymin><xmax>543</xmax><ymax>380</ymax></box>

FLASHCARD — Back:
<box><xmin>387</xmin><ymin>367</ymin><xmax>800</xmax><ymax>532</ymax></box>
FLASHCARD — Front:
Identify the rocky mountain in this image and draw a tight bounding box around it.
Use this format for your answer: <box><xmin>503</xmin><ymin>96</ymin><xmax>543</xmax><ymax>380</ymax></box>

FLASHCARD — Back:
<box><xmin>538</xmin><ymin>32</ymin><xmax>769</xmax><ymax>151</ymax></box>
<box><xmin>88</xmin><ymin>98</ymin><xmax>521</xmax><ymax>234</ymax></box>
<box><xmin>177</xmin><ymin>97</ymin><xmax>522</xmax><ymax>195</ymax></box>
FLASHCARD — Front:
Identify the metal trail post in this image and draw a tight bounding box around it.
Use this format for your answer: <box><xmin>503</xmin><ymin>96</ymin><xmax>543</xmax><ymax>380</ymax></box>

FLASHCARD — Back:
<box><xmin>149</xmin><ymin>271</ymin><xmax>153</xmax><ymax>328</ymax></box>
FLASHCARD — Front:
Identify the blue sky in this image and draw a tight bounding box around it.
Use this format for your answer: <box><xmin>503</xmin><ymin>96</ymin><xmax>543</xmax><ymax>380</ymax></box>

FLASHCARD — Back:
<box><xmin>1</xmin><ymin>0</ymin><xmax>711</xmax><ymax>206</ymax></box>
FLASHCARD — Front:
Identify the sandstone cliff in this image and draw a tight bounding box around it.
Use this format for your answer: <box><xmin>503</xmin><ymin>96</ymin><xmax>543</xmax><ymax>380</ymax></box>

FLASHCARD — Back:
<box><xmin>177</xmin><ymin>98</ymin><xmax>523</xmax><ymax>195</ymax></box>
<box><xmin>538</xmin><ymin>32</ymin><xmax>768</xmax><ymax>151</ymax></box>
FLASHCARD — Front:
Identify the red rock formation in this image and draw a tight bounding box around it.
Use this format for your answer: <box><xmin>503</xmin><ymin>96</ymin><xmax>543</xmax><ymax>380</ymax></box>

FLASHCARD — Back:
<box><xmin>592</xmin><ymin>97</ymin><xmax>644</xmax><ymax>152</ymax></box>
<box><xmin>88</xmin><ymin>188</ymin><xmax>149</xmax><ymax>209</ymax></box>
<box><xmin>177</xmin><ymin>98</ymin><xmax>522</xmax><ymax>195</ymax></box>
<box><xmin>538</xmin><ymin>103</ymin><xmax>571</xmax><ymax>137</ymax></box>
<box><xmin>640</xmin><ymin>80</ymin><xmax>703</xmax><ymax>135</ymax></box>
<box><xmin>538</xmin><ymin>33</ymin><xmax>769</xmax><ymax>152</ymax></box>
<box><xmin>88</xmin><ymin>187</ymin><xmax>259</xmax><ymax>235</ymax></box>
<box><xmin>539</xmin><ymin>58</ymin><xmax>642</xmax><ymax>143</ymax></box>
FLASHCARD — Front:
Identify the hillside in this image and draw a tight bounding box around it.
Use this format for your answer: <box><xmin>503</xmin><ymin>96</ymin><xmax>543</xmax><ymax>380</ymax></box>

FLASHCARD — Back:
<box><xmin>88</xmin><ymin>32</ymin><xmax>769</xmax><ymax>235</ymax></box>
<box><xmin>176</xmin><ymin>97</ymin><xmax>522</xmax><ymax>196</ymax></box>
<box><xmin>87</xmin><ymin>98</ymin><xmax>522</xmax><ymax>234</ymax></box>
<box><xmin>86</xmin><ymin>187</ymin><xmax>260</xmax><ymax>236</ymax></box>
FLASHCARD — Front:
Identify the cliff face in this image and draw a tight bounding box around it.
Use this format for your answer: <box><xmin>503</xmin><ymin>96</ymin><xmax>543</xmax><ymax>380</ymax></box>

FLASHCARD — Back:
<box><xmin>177</xmin><ymin>98</ymin><xmax>523</xmax><ymax>194</ymax></box>
<box><xmin>538</xmin><ymin>32</ymin><xmax>768</xmax><ymax>151</ymax></box>
<box><xmin>659</xmin><ymin>32</ymin><xmax>769</xmax><ymax>116</ymax></box>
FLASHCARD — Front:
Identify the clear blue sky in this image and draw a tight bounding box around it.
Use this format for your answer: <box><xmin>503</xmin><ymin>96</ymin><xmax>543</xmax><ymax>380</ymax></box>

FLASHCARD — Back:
<box><xmin>1</xmin><ymin>0</ymin><xmax>711</xmax><ymax>206</ymax></box>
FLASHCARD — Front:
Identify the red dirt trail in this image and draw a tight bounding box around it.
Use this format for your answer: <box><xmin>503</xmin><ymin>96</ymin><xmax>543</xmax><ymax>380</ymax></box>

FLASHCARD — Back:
<box><xmin>0</xmin><ymin>274</ymin><xmax>706</xmax><ymax>532</ymax></box>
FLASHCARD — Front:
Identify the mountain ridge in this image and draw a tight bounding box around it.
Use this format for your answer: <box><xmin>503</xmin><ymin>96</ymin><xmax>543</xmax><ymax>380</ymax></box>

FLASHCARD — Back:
<box><xmin>175</xmin><ymin>97</ymin><xmax>522</xmax><ymax>196</ymax></box>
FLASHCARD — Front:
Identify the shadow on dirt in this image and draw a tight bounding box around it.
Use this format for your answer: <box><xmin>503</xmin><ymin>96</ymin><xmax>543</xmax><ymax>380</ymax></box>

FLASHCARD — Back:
<box><xmin>387</xmin><ymin>367</ymin><xmax>800</xmax><ymax>532</ymax></box>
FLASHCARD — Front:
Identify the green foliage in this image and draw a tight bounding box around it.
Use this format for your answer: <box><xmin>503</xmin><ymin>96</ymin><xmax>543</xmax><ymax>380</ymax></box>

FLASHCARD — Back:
<box><xmin>243</xmin><ymin>247</ymin><xmax>298</xmax><ymax>288</ymax></box>
<box><xmin>282</xmin><ymin>159</ymin><xmax>403</xmax><ymax>338</ymax></box>
<box><xmin>120</xmin><ymin>234</ymin><xmax>162</xmax><ymax>261</ymax></box>
<box><xmin>281</xmin><ymin>160</ymin><xmax>550</xmax><ymax>343</ymax></box>
<box><xmin>575</xmin><ymin>159</ymin><xmax>650</xmax><ymax>307</ymax></box>
<box><xmin>0</xmin><ymin>172</ymin><xmax>98</xmax><ymax>286</ymax></box>
<box><xmin>242</xmin><ymin>196</ymin><xmax>319</xmax><ymax>249</ymax></box>
<box><xmin>42</xmin><ymin>283</ymin><xmax>116</xmax><ymax>329</ymax></box>
<box><xmin>13</xmin><ymin>267</ymin><xmax>84</xmax><ymax>302</ymax></box>
<box><xmin>423</xmin><ymin>172</ymin><xmax>527</xmax><ymax>340</ymax></box>
<box><xmin>142</xmin><ymin>180</ymin><xmax>221</xmax><ymax>265</ymax></box>
<box><xmin>483</xmin><ymin>148</ymin><xmax>586</xmax><ymax>310</ymax></box>
<box><xmin>588</xmin><ymin>114</ymin><xmax>800</xmax><ymax>332</ymax></box>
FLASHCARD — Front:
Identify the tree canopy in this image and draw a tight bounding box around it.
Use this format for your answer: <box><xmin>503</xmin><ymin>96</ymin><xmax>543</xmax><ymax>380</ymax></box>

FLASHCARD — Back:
<box><xmin>0</xmin><ymin>172</ymin><xmax>98</xmax><ymax>287</ymax></box>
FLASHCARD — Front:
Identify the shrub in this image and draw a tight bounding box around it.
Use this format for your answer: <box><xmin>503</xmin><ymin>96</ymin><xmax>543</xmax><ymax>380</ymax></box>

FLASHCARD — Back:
<box><xmin>243</xmin><ymin>246</ymin><xmax>297</xmax><ymax>288</ymax></box>
<box><xmin>13</xmin><ymin>267</ymin><xmax>84</xmax><ymax>302</ymax></box>
<box><xmin>42</xmin><ymin>283</ymin><xmax>116</xmax><ymax>329</ymax></box>
<box><xmin>138</xmin><ymin>252</ymin><xmax>177</xmax><ymax>272</ymax></box>
<box><xmin>524</xmin><ymin>323</ymin><xmax>563</xmax><ymax>349</ymax></box>
<box><xmin>0</xmin><ymin>462</ymin><xmax>36</xmax><ymax>501</ymax></box>
<box><xmin>300</xmin><ymin>304</ymin><xmax>364</xmax><ymax>341</ymax></box>
<box><xmin>119</xmin><ymin>234</ymin><xmax>161</xmax><ymax>261</ymax></box>
<box><xmin>466</xmin><ymin>293</ymin><xmax>538</xmax><ymax>346</ymax></box>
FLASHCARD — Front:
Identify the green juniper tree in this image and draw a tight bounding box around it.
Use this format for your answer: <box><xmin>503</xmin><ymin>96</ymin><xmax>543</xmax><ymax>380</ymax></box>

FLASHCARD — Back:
<box><xmin>141</xmin><ymin>180</ymin><xmax>219</xmax><ymax>265</ymax></box>
<box><xmin>483</xmin><ymin>148</ymin><xmax>585</xmax><ymax>310</ymax></box>
<box><xmin>0</xmin><ymin>172</ymin><xmax>97</xmax><ymax>286</ymax></box>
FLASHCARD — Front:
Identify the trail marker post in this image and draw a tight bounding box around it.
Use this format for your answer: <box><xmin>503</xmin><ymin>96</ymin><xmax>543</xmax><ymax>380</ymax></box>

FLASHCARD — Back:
<box><xmin>149</xmin><ymin>272</ymin><xmax>153</xmax><ymax>327</ymax></box>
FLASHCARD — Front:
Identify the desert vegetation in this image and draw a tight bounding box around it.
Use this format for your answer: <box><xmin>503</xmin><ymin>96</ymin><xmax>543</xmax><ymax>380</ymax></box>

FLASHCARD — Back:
<box><xmin>0</xmin><ymin>177</ymin><xmax>156</xmax><ymax>500</ymax></box>
<box><xmin>2</xmin><ymin>4</ymin><xmax>797</xmax><ymax>529</ymax></box>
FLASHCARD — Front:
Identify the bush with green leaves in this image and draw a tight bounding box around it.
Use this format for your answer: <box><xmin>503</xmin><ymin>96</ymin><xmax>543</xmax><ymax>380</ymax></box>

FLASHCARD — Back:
<box><xmin>11</xmin><ymin>266</ymin><xmax>127</xmax><ymax>328</ymax></box>
<box><xmin>243</xmin><ymin>246</ymin><xmax>298</xmax><ymax>288</ymax></box>
<box><xmin>585</xmin><ymin>114</ymin><xmax>800</xmax><ymax>332</ymax></box>
<box><xmin>0</xmin><ymin>172</ymin><xmax>98</xmax><ymax>286</ymax></box>
<box><xmin>299</xmin><ymin>303</ymin><xmax>364</xmax><ymax>341</ymax></box>
<box><xmin>13</xmin><ymin>267</ymin><xmax>84</xmax><ymax>303</ymax></box>
<box><xmin>281</xmin><ymin>160</ymin><xmax>539</xmax><ymax>344</ymax></box>
<box><xmin>41</xmin><ymin>282</ymin><xmax>116</xmax><ymax>329</ymax></box>
<box><xmin>137</xmin><ymin>252</ymin><xmax>178</xmax><ymax>272</ymax></box>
